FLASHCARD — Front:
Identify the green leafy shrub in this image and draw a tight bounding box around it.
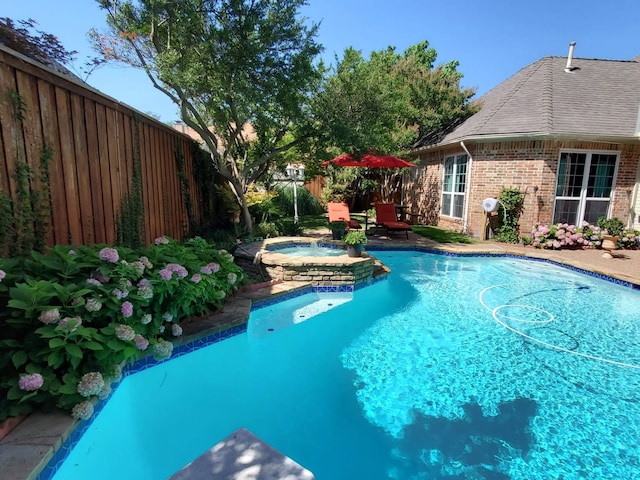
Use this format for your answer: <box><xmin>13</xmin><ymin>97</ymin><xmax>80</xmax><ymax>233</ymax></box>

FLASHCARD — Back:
<box><xmin>274</xmin><ymin>184</ymin><xmax>324</xmax><ymax>217</ymax></box>
<box><xmin>596</xmin><ymin>217</ymin><xmax>625</xmax><ymax>237</ymax></box>
<box><xmin>342</xmin><ymin>230</ymin><xmax>368</xmax><ymax>245</ymax></box>
<box><xmin>0</xmin><ymin>237</ymin><xmax>244</xmax><ymax>421</ymax></box>
<box><xmin>277</xmin><ymin>219</ymin><xmax>304</xmax><ymax>236</ymax></box>
<box><xmin>495</xmin><ymin>188</ymin><xmax>524</xmax><ymax>244</ymax></box>
<box><xmin>257</xmin><ymin>221</ymin><xmax>280</xmax><ymax>238</ymax></box>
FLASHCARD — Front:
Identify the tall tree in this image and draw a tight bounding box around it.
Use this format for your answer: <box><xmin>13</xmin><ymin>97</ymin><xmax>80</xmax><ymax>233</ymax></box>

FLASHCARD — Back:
<box><xmin>91</xmin><ymin>0</ymin><xmax>323</xmax><ymax>230</ymax></box>
<box><xmin>312</xmin><ymin>40</ymin><xmax>477</xmax><ymax>201</ymax></box>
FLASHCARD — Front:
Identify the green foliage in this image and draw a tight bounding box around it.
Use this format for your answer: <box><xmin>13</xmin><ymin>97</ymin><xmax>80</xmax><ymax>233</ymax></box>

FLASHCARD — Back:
<box><xmin>342</xmin><ymin>230</ymin><xmax>368</xmax><ymax>245</ymax></box>
<box><xmin>274</xmin><ymin>184</ymin><xmax>324</xmax><ymax>217</ymax></box>
<box><xmin>495</xmin><ymin>188</ymin><xmax>524</xmax><ymax>244</ymax></box>
<box><xmin>329</xmin><ymin>221</ymin><xmax>348</xmax><ymax>231</ymax></box>
<box><xmin>32</xmin><ymin>146</ymin><xmax>53</xmax><ymax>252</ymax></box>
<box><xmin>256</xmin><ymin>222</ymin><xmax>280</xmax><ymax>238</ymax></box>
<box><xmin>277</xmin><ymin>219</ymin><xmax>304</xmax><ymax>237</ymax></box>
<box><xmin>1</xmin><ymin>90</ymin><xmax>52</xmax><ymax>256</ymax></box>
<box><xmin>116</xmin><ymin>119</ymin><xmax>145</xmax><ymax>248</ymax></box>
<box><xmin>92</xmin><ymin>0</ymin><xmax>323</xmax><ymax>231</ymax></box>
<box><xmin>596</xmin><ymin>217</ymin><xmax>625</xmax><ymax>237</ymax></box>
<box><xmin>411</xmin><ymin>226</ymin><xmax>476</xmax><ymax>244</ymax></box>
<box><xmin>0</xmin><ymin>237</ymin><xmax>244</xmax><ymax>420</ymax></box>
<box><xmin>174</xmin><ymin>142</ymin><xmax>196</xmax><ymax>236</ymax></box>
<box><xmin>312</xmin><ymin>40</ymin><xmax>477</xmax><ymax>155</ymax></box>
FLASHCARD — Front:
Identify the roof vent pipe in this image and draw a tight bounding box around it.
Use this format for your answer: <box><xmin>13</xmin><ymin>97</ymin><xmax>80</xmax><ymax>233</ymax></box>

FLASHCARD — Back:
<box><xmin>564</xmin><ymin>41</ymin><xmax>577</xmax><ymax>72</ymax></box>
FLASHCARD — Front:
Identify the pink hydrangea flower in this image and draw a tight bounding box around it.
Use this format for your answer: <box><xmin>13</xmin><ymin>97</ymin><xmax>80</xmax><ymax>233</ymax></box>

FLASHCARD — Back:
<box><xmin>19</xmin><ymin>373</ymin><xmax>43</xmax><ymax>391</ymax></box>
<box><xmin>167</xmin><ymin>263</ymin><xmax>188</xmax><ymax>278</ymax></box>
<box><xmin>112</xmin><ymin>288</ymin><xmax>128</xmax><ymax>299</ymax></box>
<box><xmin>58</xmin><ymin>317</ymin><xmax>82</xmax><ymax>332</ymax></box>
<box><xmin>71</xmin><ymin>401</ymin><xmax>94</xmax><ymax>421</ymax></box>
<box><xmin>121</xmin><ymin>301</ymin><xmax>133</xmax><ymax>318</ymax></box>
<box><xmin>154</xmin><ymin>236</ymin><xmax>169</xmax><ymax>245</ymax></box>
<box><xmin>0</xmin><ymin>270</ymin><xmax>6</xmax><ymax>282</ymax></box>
<box><xmin>172</xmin><ymin>324</ymin><xmax>183</xmax><ymax>337</ymax></box>
<box><xmin>133</xmin><ymin>334</ymin><xmax>149</xmax><ymax>351</ymax></box>
<box><xmin>139</xmin><ymin>256</ymin><xmax>153</xmax><ymax>269</ymax></box>
<box><xmin>39</xmin><ymin>309</ymin><xmax>60</xmax><ymax>325</ymax></box>
<box><xmin>77</xmin><ymin>372</ymin><xmax>105</xmax><ymax>397</ymax></box>
<box><xmin>115</xmin><ymin>324</ymin><xmax>135</xmax><ymax>341</ymax></box>
<box><xmin>98</xmin><ymin>383</ymin><xmax>112</xmax><ymax>400</ymax></box>
<box><xmin>159</xmin><ymin>269</ymin><xmax>172</xmax><ymax>281</ymax></box>
<box><xmin>85</xmin><ymin>298</ymin><xmax>102</xmax><ymax>312</ymax></box>
<box><xmin>190</xmin><ymin>274</ymin><xmax>202</xmax><ymax>283</ymax></box>
<box><xmin>151</xmin><ymin>339</ymin><xmax>173</xmax><ymax>360</ymax></box>
<box><xmin>98</xmin><ymin>247</ymin><xmax>119</xmax><ymax>263</ymax></box>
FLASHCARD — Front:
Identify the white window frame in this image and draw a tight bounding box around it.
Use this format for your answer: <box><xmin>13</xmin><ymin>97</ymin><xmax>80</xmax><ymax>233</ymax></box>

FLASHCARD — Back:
<box><xmin>552</xmin><ymin>149</ymin><xmax>620</xmax><ymax>225</ymax></box>
<box><xmin>441</xmin><ymin>153</ymin><xmax>468</xmax><ymax>219</ymax></box>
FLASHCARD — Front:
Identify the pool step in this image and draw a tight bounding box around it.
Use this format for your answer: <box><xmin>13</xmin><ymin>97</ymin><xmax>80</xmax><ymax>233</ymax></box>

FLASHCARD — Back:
<box><xmin>248</xmin><ymin>292</ymin><xmax>353</xmax><ymax>338</ymax></box>
<box><xmin>169</xmin><ymin>427</ymin><xmax>315</xmax><ymax>480</ymax></box>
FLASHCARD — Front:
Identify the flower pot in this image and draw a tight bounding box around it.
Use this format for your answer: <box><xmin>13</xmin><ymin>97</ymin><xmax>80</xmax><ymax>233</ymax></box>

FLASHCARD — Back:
<box><xmin>346</xmin><ymin>244</ymin><xmax>364</xmax><ymax>258</ymax></box>
<box><xmin>332</xmin><ymin>229</ymin><xmax>346</xmax><ymax>240</ymax></box>
<box><xmin>601</xmin><ymin>234</ymin><xmax>618</xmax><ymax>258</ymax></box>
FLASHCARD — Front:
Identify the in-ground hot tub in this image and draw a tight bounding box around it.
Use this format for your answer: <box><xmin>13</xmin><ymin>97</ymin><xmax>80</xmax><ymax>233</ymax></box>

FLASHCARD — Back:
<box><xmin>235</xmin><ymin>237</ymin><xmax>380</xmax><ymax>286</ymax></box>
<box><xmin>267</xmin><ymin>241</ymin><xmax>347</xmax><ymax>257</ymax></box>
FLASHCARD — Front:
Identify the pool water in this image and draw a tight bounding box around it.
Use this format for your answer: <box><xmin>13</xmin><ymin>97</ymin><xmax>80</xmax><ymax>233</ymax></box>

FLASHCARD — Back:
<box><xmin>51</xmin><ymin>251</ymin><xmax>640</xmax><ymax>480</ymax></box>
<box><xmin>269</xmin><ymin>244</ymin><xmax>346</xmax><ymax>256</ymax></box>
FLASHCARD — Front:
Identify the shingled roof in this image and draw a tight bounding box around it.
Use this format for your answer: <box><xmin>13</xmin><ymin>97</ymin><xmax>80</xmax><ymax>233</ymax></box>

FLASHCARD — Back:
<box><xmin>413</xmin><ymin>55</ymin><xmax>640</xmax><ymax>150</ymax></box>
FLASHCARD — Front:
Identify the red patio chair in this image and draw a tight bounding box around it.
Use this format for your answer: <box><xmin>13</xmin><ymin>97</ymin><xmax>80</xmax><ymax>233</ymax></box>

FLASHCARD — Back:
<box><xmin>327</xmin><ymin>202</ymin><xmax>361</xmax><ymax>230</ymax></box>
<box><xmin>374</xmin><ymin>203</ymin><xmax>411</xmax><ymax>239</ymax></box>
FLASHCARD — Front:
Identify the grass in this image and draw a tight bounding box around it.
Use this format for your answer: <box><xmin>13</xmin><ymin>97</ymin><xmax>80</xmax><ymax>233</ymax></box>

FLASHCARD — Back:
<box><xmin>298</xmin><ymin>214</ymin><xmax>330</xmax><ymax>230</ymax></box>
<box><xmin>411</xmin><ymin>225</ymin><xmax>477</xmax><ymax>244</ymax></box>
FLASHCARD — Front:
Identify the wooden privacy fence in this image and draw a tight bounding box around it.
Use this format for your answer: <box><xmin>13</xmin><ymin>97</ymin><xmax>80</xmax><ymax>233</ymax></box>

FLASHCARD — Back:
<box><xmin>0</xmin><ymin>45</ymin><xmax>212</xmax><ymax>250</ymax></box>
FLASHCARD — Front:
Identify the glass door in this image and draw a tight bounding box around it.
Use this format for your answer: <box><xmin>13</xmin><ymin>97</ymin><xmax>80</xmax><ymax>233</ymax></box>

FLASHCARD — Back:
<box><xmin>553</xmin><ymin>151</ymin><xmax>618</xmax><ymax>225</ymax></box>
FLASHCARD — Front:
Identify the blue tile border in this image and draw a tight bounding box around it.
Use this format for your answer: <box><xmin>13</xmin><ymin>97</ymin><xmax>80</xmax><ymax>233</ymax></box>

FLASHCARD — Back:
<box><xmin>35</xmin><ymin>246</ymin><xmax>639</xmax><ymax>479</ymax></box>
<box><xmin>35</xmin><ymin>322</ymin><xmax>248</xmax><ymax>480</ymax></box>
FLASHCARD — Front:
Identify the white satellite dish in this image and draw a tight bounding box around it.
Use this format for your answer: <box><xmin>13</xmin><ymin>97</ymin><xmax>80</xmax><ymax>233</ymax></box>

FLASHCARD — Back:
<box><xmin>482</xmin><ymin>198</ymin><xmax>499</xmax><ymax>213</ymax></box>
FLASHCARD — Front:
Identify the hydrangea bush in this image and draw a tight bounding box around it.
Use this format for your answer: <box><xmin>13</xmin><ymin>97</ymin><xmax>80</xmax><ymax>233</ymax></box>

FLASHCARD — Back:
<box><xmin>0</xmin><ymin>236</ymin><xmax>244</xmax><ymax>421</ymax></box>
<box><xmin>524</xmin><ymin>221</ymin><xmax>639</xmax><ymax>249</ymax></box>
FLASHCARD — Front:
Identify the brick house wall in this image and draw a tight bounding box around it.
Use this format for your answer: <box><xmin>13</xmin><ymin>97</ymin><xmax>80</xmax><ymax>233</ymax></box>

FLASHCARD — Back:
<box><xmin>405</xmin><ymin>139</ymin><xmax>640</xmax><ymax>239</ymax></box>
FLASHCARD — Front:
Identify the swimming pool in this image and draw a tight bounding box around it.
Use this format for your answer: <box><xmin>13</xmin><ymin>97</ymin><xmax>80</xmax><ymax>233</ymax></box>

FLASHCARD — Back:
<box><xmin>48</xmin><ymin>251</ymin><xmax>640</xmax><ymax>479</ymax></box>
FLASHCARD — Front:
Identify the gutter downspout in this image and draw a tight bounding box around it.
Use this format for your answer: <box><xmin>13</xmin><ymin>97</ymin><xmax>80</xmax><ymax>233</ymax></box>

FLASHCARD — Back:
<box><xmin>460</xmin><ymin>141</ymin><xmax>473</xmax><ymax>234</ymax></box>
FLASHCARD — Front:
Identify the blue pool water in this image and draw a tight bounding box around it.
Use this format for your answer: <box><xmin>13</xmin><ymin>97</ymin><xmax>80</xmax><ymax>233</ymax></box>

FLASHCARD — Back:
<box><xmin>269</xmin><ymin>244</ymin><xmax>346</xmax><ymax>256</ymax></box>
<box><xmin>51</xmin><ymin>251</ymin><xmax>640</xmax><ymax>479</ymax></box>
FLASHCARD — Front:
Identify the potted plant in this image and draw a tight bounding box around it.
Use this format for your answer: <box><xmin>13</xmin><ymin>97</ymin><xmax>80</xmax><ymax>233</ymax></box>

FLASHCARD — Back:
<box><xmin>328</xmin><ymin>220</ymin><xmax>348</xmax><ymax>240</ymax></box>
<box><xmin>342</xmin><ymin>230</ymin><xmax>368</xmax><ymax>257</ymax></box>
<box><xmin>597</xmin><ymin>216</ymin><xmax>625</xmax><ymax>258</ymax></box>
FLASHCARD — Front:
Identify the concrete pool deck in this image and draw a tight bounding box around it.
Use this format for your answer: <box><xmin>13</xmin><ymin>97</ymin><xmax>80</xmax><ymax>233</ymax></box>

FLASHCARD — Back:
<box><xmin>1</xmin><ymin>231</ymin><xmax>638</xmax><ymax>480</ymax></box>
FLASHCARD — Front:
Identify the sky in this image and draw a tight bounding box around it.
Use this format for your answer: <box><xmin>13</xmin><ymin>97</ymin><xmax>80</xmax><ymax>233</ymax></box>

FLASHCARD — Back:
<box><xmin>4</xmin><ymin>0</ymin><xmax>639</xmax><ymax>123</ymax></box>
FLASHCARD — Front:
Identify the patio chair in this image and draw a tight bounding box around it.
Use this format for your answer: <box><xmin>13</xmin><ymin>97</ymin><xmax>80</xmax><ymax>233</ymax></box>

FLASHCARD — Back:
<box><xmin>327</xmin><ymin>202</ymin><xmax>361</xmax><ymax>230</ymax></box>
<box><xmin>374</xmin><ymin>203</ymin><xmax>411</xmax><ymax>239</ymax></box>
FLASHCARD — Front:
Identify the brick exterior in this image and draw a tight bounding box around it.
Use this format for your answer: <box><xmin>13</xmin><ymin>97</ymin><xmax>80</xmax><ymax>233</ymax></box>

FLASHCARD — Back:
<box><xmin>405</xmin><ymin>140</ymin><xmax>640</xmax><ymax>239</ymax></box>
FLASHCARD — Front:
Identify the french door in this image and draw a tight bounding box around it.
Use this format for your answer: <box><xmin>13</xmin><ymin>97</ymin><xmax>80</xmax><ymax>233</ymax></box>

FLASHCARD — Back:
<box><xmin>553</xmin><ymin>151</ymin><xmax>619</xmax><ymax>225</ymax></box>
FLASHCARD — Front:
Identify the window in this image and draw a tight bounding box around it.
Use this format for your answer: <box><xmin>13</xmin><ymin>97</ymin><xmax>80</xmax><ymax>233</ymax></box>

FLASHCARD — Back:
<box><xmin>553</xmin><ymin>151</ymin><xmax>618</xmax><ymax>225</ymax></box>
<box><xmin>441</xmin><ymin>154</ymin><xmax>468</xmax><ymax>219</ymax></box>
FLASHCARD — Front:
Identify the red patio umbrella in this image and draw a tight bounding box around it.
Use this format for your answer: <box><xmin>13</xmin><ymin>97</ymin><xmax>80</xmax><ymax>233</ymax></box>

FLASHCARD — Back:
<box><xmin>322</xmin><ymin>153</ymin><xmax>417</xmax><ymax>229</ymax></box>
<box><xmin>322</xmin><ymin>153</ymin><xmax>417</xmax><ymax>168</ymax></box>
